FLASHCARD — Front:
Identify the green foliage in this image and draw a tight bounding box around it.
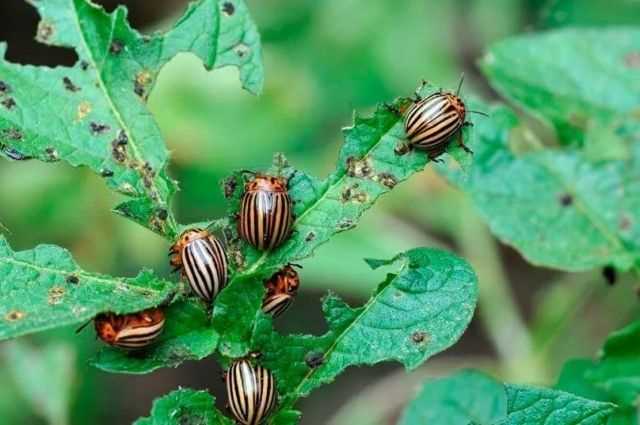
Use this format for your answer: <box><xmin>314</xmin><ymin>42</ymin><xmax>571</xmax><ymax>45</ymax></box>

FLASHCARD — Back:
<box><xmin>133</xmin><ymin>389</ymin><xmax>232</xmax><ymax>425</ymax></box>
<box><xmin>252</xmin><ymin>248</ymin><xmax>477</xmax><ymax>406</ymax></box>
<box><xmin>0</xmin><ymin>236</ymin><xmax>175</xmax><ymax>340</ymax></box>
<box><xmin>3</xmin><ymin>340</ymin><xmax>75</xmax><ymax>425</ymax></box>
<box><xmin>400</xmin><ymin>370</ymin><xmax>617</xmax><ymax>425</ymax></box>
<box><xmin>0</xmin><ymin>0</ymin><xmax>263</xmax><ymax>238</ymax></box>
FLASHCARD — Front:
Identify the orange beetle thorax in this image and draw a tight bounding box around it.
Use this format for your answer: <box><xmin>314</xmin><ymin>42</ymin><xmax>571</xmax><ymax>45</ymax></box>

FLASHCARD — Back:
<box><xmin>445</xmin><ymin>93</ymin><xmax>466</xmax><ymax>120</ymax></box>
<box><xmin>246</xmin><ymin>175</ymin><xmax>288</xmax><ymax>193</ymax></box>
<box><xmin>265</xmin><ymin>265</ymin><xmax>300</xmax><ymax>296</ymax></box>
<box><xmin>169</xmin><ymin>228</ymin><xmax>211</xmax><ymax>270</ymax></box>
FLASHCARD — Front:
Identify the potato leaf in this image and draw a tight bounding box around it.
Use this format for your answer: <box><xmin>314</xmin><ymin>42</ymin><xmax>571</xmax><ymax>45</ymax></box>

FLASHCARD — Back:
<box><xmin>134</xmin><ymin>388</ymin><xmax>233</xmax><ymax>425</ymax></box>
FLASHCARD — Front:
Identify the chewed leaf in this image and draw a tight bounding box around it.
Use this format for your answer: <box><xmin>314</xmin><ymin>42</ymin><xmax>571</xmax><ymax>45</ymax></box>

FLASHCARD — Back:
<box><xmin>251</xmin><ymin>248</ymin><xmax>478</xmax><ymax>408</ymax></box>
<box><xmin>0</xmin><ymin>0</ymin><xmax>263</xmax><ymax>238</ymax></box>
<box><xmin>0</xmin><ymin>236</ymin><xmax>176</xmax><ymax>340</ymax></box>
<box><xmin>134</xmin><ymin>388</ymin><xmax>233</xmax><ymax>425</ymax></box>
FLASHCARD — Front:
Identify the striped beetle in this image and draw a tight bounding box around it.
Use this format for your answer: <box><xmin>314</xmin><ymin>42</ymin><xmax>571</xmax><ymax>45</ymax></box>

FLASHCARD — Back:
<box><xmin>238</xmin><ymin>174</ymin><xmax>293</xmax><ymax>251</ymax></box>
<box><xmin>401</xmin><ymin>76</ymin><xmax>486</xmax><ymax>159</ymax></box>
<box><xmin>169</xmin><ymin>228</ymin><xmax>228</xmax><ymax>302</ymax></box>
<box><xmin>94</xmin><ymin>307</ymin><xmax>165</xmax><ymax>349</ymax></box>
<box><xmin>262</xmin><ymin>264</ymin><xmax>300</xmax><ymax>318</ymax></box>
<box><xmin>226</xmin><ymin>358</ymin><xmax>277</xmax><ymax>425</ymax></box>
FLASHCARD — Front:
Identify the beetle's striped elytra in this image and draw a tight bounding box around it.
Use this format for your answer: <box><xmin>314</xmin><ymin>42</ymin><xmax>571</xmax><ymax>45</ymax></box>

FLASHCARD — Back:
<box><xmin>238</xmin><ymin>174</ymin><xmax>293</xmax><ymax>251</ymax></box>
<box><xmin>226</xmin><ymin>358</ymin><xmax>277</xmax><ymax>425</ymax></box>
<box><xmin>94</xmin><ymin>307</ymin><xmax>165</xmax><ymax>349</ymax></box>
<box><xmin>169</xmin><ymin>228</ymin><xmax>229</xmax><ymax>302</ymax></box>
<box><xmin>400</xmin><ymin>76</ymin><xmax>486</xmax><ymax>160</ymax></box>
<box><xmin>262</xmin><ymin>264</ymin><xmax>300</xmax><ymax>318</ymax></box>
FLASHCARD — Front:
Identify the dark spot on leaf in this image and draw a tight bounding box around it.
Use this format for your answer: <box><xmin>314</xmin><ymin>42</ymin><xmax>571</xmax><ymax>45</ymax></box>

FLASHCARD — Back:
<box><xmin>36</xmin><ymin>21</ymin><xmax>54</xmax><ymax>42</ymax></box>
<box><xmin>100</xmin><ymin>168</ymin><xmax>114</xmax><ymax>178</ymax></box>
<box><xmin>235</xmin><ymin>44</ymin><xmax>250</xmax><ymax>58</ymax></box>
<box><xmin>222</xmin><ymin>2</ymin><xmax>235</xmax><ymax>15</ymax></box>
<box><xmin>377</xmin><ymin>172</ymin><xmax>397</xmax><ymax>189</ymax></box>
<box><xmin>346</xmin><ymin>156</ymin><xmax>373</xmax><ymax>178</ymax></box>
<box><xmin>619</xmin><ymin>214</ymin><xmax>632</xmax><ymax>231</ymax></box>
<box><xmin>66</xmin><ymin>274</ymin><xmax>79</xmax><ymax>284</ymax></box>
<box><xmin>62</xmin><ymin>76</ymin><xmax>80</xmax><ymax>92</ymax></box>
<box><xmin>602</xmin><ymin>266</ymin><xmax>617</xmax><ymax>286</ymax></box>
<box><xmin>0</xmin><ymin>81</ymin><xmax>11</xmax><ymax>94</ymax></box>
<box><xmin>80</xmin><ymin>61</ymin><xmax>89</xmax><ymax>71</ymax></box>
<box><xmin>90</xmin><ymin>122</ymin><xmax>110</xmax><ymax>135</ymax></box>
<box><xmin>411</xmin><ymin>331</ymin><xmax>429</xmax><ymax>345</ymax></box>
<box><xmin>305</xmin><ymin>351</ymin><xmax>324</xmax><ymax>368</ymax></box>
<box><xmin>395</xmin><ymin>142</ymin><xmax>411</xmax><ymax>155</ymax></box>
<box><xmin>109</xmin><ymin>40</ymin><xmax>124</xmax><ymax>55</ymax></box>
<box><xmin>337</xmin><ymin>219</ymin><xmax>355</xmax><ymax>231</ymax></box>
<box><xmin>115</xmin><ymin>130</ymin><xmax>128</xmax><ymax>146</ymax></box>
<box><xmin>1</xmin><ymin>128</ymin><xmax>24</xmax><ymax>141</ymax></box>
<box><xmin>305</xmin><ymin>231</ymin><xmax>316</xmax><ymax>242</ymax></box>
<box><xmin>624</xmin><ymin>51</ymin><xmax>640</xmax><ymax>68</ymax></box>
<box><xmin>223</xmin><ymin>176</ymin><xmax>237</xmax><ymax>199</ymax></box>
<box><xmin>1</xmin><ymin>145</ymin><xmax>31</xmax><ymax>161</ymax></box>
<box><xmin>112</xmin><ymin>137</ymin><xmax>127</xmax><ymax>163</ymax></box>
<box><xmin>157</xmin><ymin>208</ymin><xmax>168</xmax><ymax>221</ymax></box>
<box><xmin>5</xmin><ymin>311</ymin><xmax>25</xmax><ymax>321</ymax></box>
<box><xmin>1</xmin><ymin>98</ymin><xmax>16</xmax><ymax>110</ymax></box>
<box><xmin>558</xmin><ymin>193</ymin><xmax>573</xmax><ymax>207</ymax></box>
<box><xmin>44</xmin><ymin>147</ymin><xmax>59</xmax><ymax>162</ymax></box>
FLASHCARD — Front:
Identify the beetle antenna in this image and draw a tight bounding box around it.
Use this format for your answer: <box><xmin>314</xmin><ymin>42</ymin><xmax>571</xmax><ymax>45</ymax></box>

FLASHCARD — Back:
<box><xmin>239</xmin><ymin>169</ymin><xmax>257</xmax><ymax>177</ymax></box>
<box><xmin>75</xmin><ymin>319</ymin><xmax>93</xmax><ymax>334</ymax></box>
<box><xmin>456</xmin><ymin>73</ymin><xmax>465</xmax><ymax>96</ymax></box>
<box><xmin>289</xmin><ymin>263</ymin><xmax>303</xmax><ymax>269</ymax></box>
<box><xmin>469</xmin><ymin>110</ymin><xmax>489</xmax><ymax>117</ymax></box>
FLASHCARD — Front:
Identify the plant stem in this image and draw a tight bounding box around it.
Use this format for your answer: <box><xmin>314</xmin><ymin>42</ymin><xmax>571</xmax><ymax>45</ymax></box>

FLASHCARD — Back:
<box><xmin>456</xmin><ymin>204</ymin><xmax>548</xmax><ymax>383</ymax></box>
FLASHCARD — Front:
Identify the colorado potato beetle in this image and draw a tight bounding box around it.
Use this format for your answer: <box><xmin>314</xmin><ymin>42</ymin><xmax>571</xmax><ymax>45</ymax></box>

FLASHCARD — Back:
<box><xmin>238</xmin><ymin>174</ymin><xmax>293</xmax><ymax>251</ymax></box>
<box><xmin>262</xmin><ymin>264</ymin><xmax>300</xmax><ymax>318</ymax></box>
<box><xmin>403</xmin><ymin>76</ymin><xmax>486</xmax><ymax>159</ymax></box>
<box><xmin>226</xmin><ymin>359</ymin><xmax>277</xmax><ymax>425</ymax></box>
<box><xmin>94</xmin><ymin>307</ymin><xmax>165</xmax><ymax>349</ymax></box>
<box><xmin>169</xmin><ymin>228</ymin><xmax>228</xmax><ymax>302</ymax></box>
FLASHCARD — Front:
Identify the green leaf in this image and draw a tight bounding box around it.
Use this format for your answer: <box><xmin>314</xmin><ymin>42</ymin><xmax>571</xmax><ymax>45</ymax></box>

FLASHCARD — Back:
<box><xmin>3</xmin><ymin>340</ymin><xmax>75</xmax><ymax>425</ymax></box>
<box><xmin>398</xmin><ymin>370</ymin><xmax>507</xmax><ymax>425</ymax></box>
<box><xmin>134</xmin><ymin>388</ymin><xmax>233</xmax><ymax>425</ymax></box>
<box><xmin>481</xmin><ymin>28</ymin><xmax>640</xmax><ymax>145</ymax></box>
<box><xmin>0</xmin><ymin>236</ymin><xmax>175</xmax><ymax>340</ymax></box>
<box><xmin>252</xmin><ymin>248</ymin><xmax>477</xmax><ymax>412</ymax></box>
<box><xmin>444</xmin><ymin>101</ymin><xmax>640</xmax><ymax>272</ymax></box>
<box><xmin>0</xmin><ymin>0</ymin><xmax>263</xmax><ymax>238</ymax></box>
<box><xmin>585</xmin><ymin>320</ymin><xmax>640</xmax><ymax>406</ymax></box>
<box><xmin>500</xmin><ymin>385</ymin><xmax>616</xmax><ymax>425</ymax></box>
<box><xmin>211</xmin><ymin>88</ymin><xmax>455</xmax><ymax>357</ymax></box>
<box><xmin>91</xmin><ymin>299</ymin><xmax>217</xmax><ymax>374</ymax></box>
<box><xmin>539</xmin><ymin>0</ymin><xmax>640</xmax><ymax>29</ymax></box>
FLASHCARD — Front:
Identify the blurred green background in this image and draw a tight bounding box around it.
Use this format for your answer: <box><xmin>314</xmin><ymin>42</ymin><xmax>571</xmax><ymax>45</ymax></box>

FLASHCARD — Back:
<box><xmin>1</xmin><ymin>0</ymin><xmax>639</xmax><ymax>424</ymax></box>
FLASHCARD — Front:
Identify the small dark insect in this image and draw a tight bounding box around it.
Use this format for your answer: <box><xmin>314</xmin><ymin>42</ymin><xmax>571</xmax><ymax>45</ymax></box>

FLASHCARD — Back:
<box><xmin>1</xmin><ymin>145</ymin><xmax>32</xmax><ymax>161</ymax></box>
<box><xmin>1</xmin><ymin>98</ymin><xmax>16</xmax><ymax>110</ymax></box>
<box><xmin>66</xmin><ymin>274</ymin><xmax>79</xmax><ymax>284</ymax></box>
<box><xmin>226</xmin><ymin>359</ymin><xmax>277</xmax><ymax>425</ymax></box>
<box><xmin>403</xmin><ymin>76</ymin><xmax>486</xmax><ymax>160</ymax></box>
<box><xmin>559</xmin><ymin>193</ymin><xmax>573</xmax><ymax>207</ymax></box>
<box><xmin>169</xmin><ymin>228</ymin><xmax>229</xmax><ymax>302</ymax></box>
<box><xmin>115</xmin><ymin>130</ymin><xmax>128</xmax><ymax>145</ymax></box>
<box><xmin>93</xmin><ymin>307</ymin><xmax>165</xmax><ymax>349</ymax></box>
<box><xmin>304</xmin><ymin>351</ymin><xmax>324</xmax><ymax>368</ymax></box>
<box><xmin>62</xmin><ymin>76</ymin><xmax>80</xmax><ymax>92</ymax></box>
<box><xmin>109</xmin><ymin>40</ymin><xmax>124</xmax><ymax>55</ymax></box>
<box><xmin>262</xmin><ymin>264</ymin><xmax>301</xmax><ymax>318</ymax></box>
<box><xmin>0</xmin><ymin>81</ymin><xmax>10</xmax><ymax>94</ymax></box>
<box><xmin>602</xmin><ymin>266</ymin><xmax>617</xmax><ymax>286</ymax></box>
<box><xmin>157</xmin><ymin>208</ymin><xmax>168</xmax><ymax>221</ymax></box>
<box><xmin>238</xmin><ymin>174</ymin><xmax>294</xmax><ymax>251</ymax></box>
<box><xmin>80</xmin><ymin>61</ymin><xmax>90</xmax><ymax>71</ymax></box>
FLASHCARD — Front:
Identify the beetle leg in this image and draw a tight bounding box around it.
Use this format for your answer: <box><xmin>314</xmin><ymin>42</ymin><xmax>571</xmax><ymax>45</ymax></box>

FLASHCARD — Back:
<box><xmin>457</xmin><ymin>132</ymin><xmax>473</xmax><ymax>154</ymax></box>
<box><xmin>463</xmin><ymin>121</ymin><xmax>474</xmax><ymax>127</ymax></box>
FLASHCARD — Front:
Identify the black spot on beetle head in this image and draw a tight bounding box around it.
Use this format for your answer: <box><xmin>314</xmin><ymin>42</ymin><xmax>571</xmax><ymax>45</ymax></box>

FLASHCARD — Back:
<box><xmin>558</xmin><ymin>193</ymin><xmax>573</xmax><ymax>207</ymax></box>
<box><xmin>222</xmin><ymin>2</ymin><xmax>235</xmax><ymax>15</ymax></box>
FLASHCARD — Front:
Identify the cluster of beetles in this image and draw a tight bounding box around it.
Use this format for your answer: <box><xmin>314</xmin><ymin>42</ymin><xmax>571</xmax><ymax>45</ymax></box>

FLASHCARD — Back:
<box><xmin>89</xmin><ymin>79</ymin><xmax>478</xmax><ymax>424</ymax></box>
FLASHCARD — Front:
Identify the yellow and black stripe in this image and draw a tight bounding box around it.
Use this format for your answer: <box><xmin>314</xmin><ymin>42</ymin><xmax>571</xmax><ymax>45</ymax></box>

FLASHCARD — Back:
<box><xmin>262</xmin><ymin>293</ymin><xmax>293</xmax><ymax>318</ymax></box>
<box><xmin>239</xmin><ymin>187</ymin><xmax>293</xmax><ymax>251</ymax></box>
<box><xmin>227</xmin><ymin>359</ymin><xmax>277</xmax><ymax>425</ymax></box>
<box><xmin>182</xmin><ymin>234</ymin><xmax>228</xmax><ymax>302</ymax></box>
<box><xmin>404</xmin><ymin>93</ymin><xmax>466</xmax><ymax>156</ymax></box>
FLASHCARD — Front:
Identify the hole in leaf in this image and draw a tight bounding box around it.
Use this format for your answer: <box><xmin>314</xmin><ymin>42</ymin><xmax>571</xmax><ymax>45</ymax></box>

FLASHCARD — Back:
<box><xmin>0</xmin><ymin>1</ymin><xmax>77</xmax><ymax>67</ymax></box>
<box><xmin>558</xmin><ymin>193</ymin><xmax>573</xmax><ymax>207</ymax></box>
<box><xmin>602</xmin><ymin>266</ymin><xmax>617</xmax><ymax>286</ymax></box>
